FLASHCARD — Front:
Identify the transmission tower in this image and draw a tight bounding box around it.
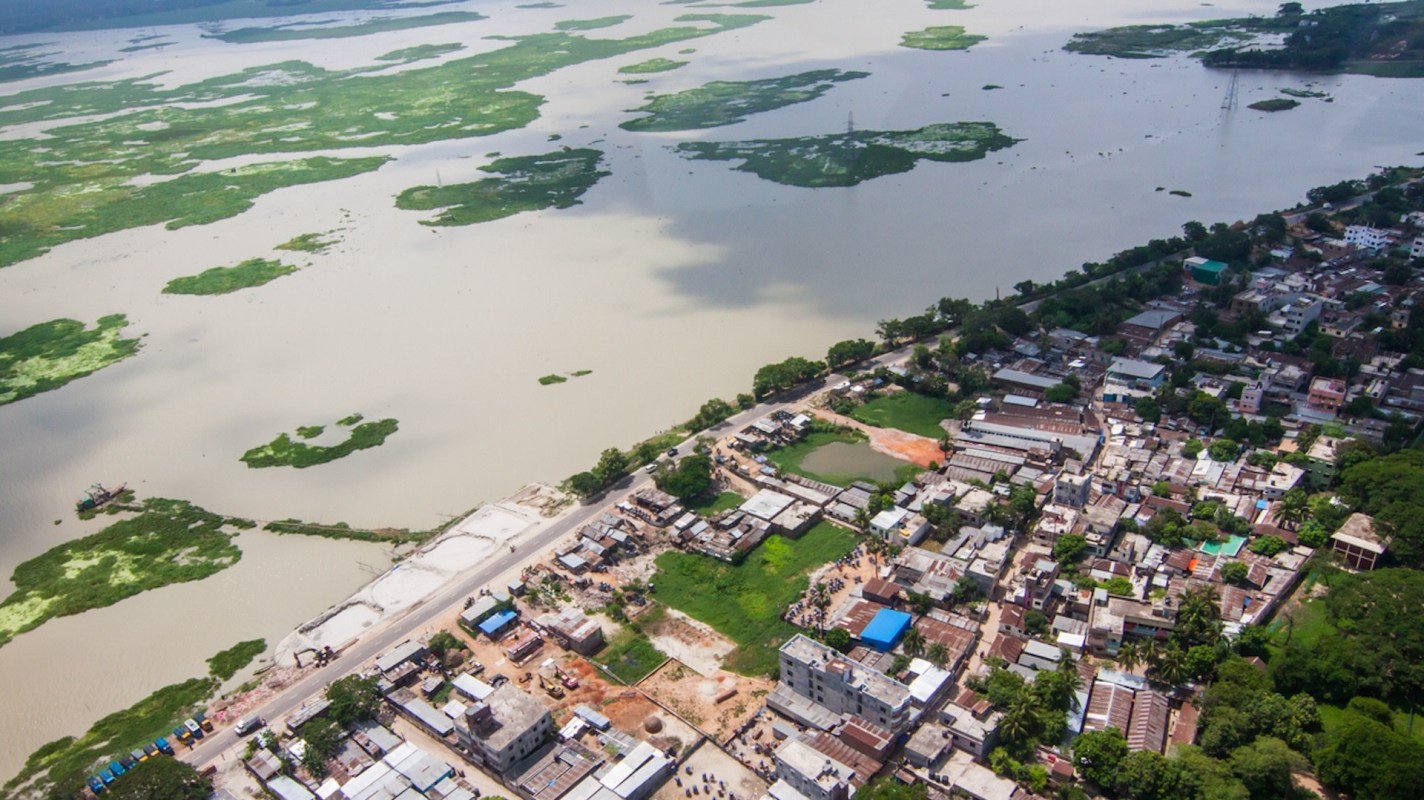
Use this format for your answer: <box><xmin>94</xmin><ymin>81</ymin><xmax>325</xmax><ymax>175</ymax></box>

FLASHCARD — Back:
<box><xmin>1221</xmin><ymin>69</ymin><xmax>1239</xmax><ymax>110</ymax></box>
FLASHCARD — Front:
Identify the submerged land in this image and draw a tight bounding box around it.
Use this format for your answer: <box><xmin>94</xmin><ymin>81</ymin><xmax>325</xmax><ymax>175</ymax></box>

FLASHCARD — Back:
<box><xmin>620</xmin><ymin>69</ymin><xmax>868</xmax><ymax>131</ymax></box>
<box><xmin>1067</xmin><ymin>0</ymin><xmax>1424</xmax><ymax>76</ymax></box>
<box><xmin>0</xmin><ymin>12</ymin><xmax>769</xmax><ymax>268</ymax></box>
<box><xmin>675</xmin><ymin>122</ymin><xmax>1020</xmax><ymax>187</ymax></box>
<box><xmin>396</xmin><ymin>149</ymin><xmax>611</xmax><ymax>226</ymax></box>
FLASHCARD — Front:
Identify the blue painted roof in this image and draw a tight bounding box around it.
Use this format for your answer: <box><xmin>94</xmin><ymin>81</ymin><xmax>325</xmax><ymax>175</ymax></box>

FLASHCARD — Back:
<box><xmin>860</xmin><ymin>608</ymin><xmax>913</xmax><ymax>651</ymax></box>
<box><xmin>478</xmin><ymin>609</ymin><xmax>518</xmax><ymax>636</ymax></box>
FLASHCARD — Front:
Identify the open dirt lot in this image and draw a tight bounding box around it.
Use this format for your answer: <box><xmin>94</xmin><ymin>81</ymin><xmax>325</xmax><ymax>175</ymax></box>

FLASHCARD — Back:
<box><xmin>638</xmin><ymin>660</ymin><xmax>772</xmax><ymax>744</ymax></box>
<box><xmin>642</xmin><ymin>609</ymin><xmax>736</xmax><ymax>676</ymax></box>
<box><xmin>653</xmin><ymin>741</ymin><xmax>768</xmax><ymax>800</ymax></box>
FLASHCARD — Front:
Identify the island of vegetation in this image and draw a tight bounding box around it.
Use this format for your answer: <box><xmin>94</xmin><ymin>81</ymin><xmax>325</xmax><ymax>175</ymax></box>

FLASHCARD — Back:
<box><xmin>927</xmin><ymin>0</ymin><xmax>974</xmax><ymax>8</ymax></box>
<box><xmin>0</xmin><ymin>43</ymin><xmax>110</xmax><ymax>81</ymax></box>
<box><xmin>1248</xmin><ymin>97</ymin><xmax>1301</xmax><ymax>111</ymax></box>
<box><xmin>375</xmin><ymin>43</ymin><xmax>464</xmax><ymax>63</ymax></box>
<box><xmin>0</xmin><ymin>13</ymin><xmax>768</xmax><ymax>268</ymax></box>
<box><xmin>0</xmin><ymin>315</ymin><xmax>141</xmax><ymax>406</ymax></box>
<box><xmin>162</xmin><ymin>258</ymin><xmax>299</xmax><ymax>296</ymax></box>
<box><xmin>396</xmin><ymin>149</ymin><xmax>610</xmax><ymax>226</ymax></box>
<box><xmin>539</xmin><ymin>370</ymin><xmax>592</xmax><ymax>385</ymax></box>
<box><xmin>1280</xmin><ymin>87</ymin><xmax>1330</xmax><ymax>98</ymax></box>
<box><xmin>0</xmin><ymin>0</ymin><xmax>468</xmax><ymax>35</ymax></box>
<box><xmin>241</xmin><ymin>414</ymin><xmax>399</xmax><ymax>469</ymax></box>
<box><xmin>554</xmin><ymin>15</ymin><xmax>632</xmax><ymax>31</ymax></box>
<box><xmin>618</xmin><ymin>57</ymin><xmax>688</xmax><ymax>74</ymax></box>
<box><xmin>1066</xmin><ymin>1</ymin><xmax>1424</xmax><ymax>76</ymax></box>
<box><xmin>210</xmin><ymin>11</ymin><xmax>486</xmax><ymax>44</ymax></box>
<box><xmin>620</xmin><ymin>69</ymin><xmax>868</xmax><ymax>131</ymax></box>
<box><xmin>0</xmin><ymin>498</ymin><xmax>245</xmax><ymax>649</ymax></box>
<box><xmin>674</xmin><ymin>121</ymin><xmax>1020</xmax><ymax>187</ymax></box>
<box><xmin>900</xmin><ymin>25</ymin><xmax>987</xmax><ymax>51</ymax></box>
<box><xmin>276</xmin><ymin>231</ymin><xmax>339</xmax><ymax>254</ymax></box>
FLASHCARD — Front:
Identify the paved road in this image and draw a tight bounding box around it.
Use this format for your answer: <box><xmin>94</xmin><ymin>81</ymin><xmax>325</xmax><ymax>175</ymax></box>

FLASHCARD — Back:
<box><xmin>181</xmin><ymin>366</ymin><xmax>887</xmax><ymax>768</ymax></box>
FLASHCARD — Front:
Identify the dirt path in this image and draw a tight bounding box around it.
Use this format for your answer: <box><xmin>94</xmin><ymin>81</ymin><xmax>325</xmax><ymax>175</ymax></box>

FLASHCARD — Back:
<box><xmin>809</xmin><ymin>409</ymin><xmax>946</xmax><ymax>467</ymax></box>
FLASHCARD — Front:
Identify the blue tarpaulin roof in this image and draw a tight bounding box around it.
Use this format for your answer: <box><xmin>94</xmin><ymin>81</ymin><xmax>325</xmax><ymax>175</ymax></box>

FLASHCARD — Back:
<box><xmin>861</xmin><ymin>608</ymin><xmax>912</xmax><ymax>652</ymax></box>
<box><xmin>478</xmin><ymin>609</ymin><xmax>518</xmax><ymax>637</ymax></box>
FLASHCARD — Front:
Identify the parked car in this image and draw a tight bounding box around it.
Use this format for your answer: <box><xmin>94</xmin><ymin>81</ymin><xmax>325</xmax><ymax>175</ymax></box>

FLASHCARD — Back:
<box><xmin>183</xmin><ymin>718</ymin><xmax>203</xmax><ymax>739</ymax></box>
<box><xmin>154</xmin><ymin>737</ymin><xmax>174</xmax><ymax>756</ymax></box>
<box><xmin>142</xmin><ymin>743</ymin><xmax>158</xmax><ymax>760</ymax></box>
<box><xmin>107</xmin><ymin>761</ymin><xmax>126</xmax><ymax>778</ymax></box>
<box><xmin>87</xmin><ymin>776</ymin><xmax>106</xmax><ymax>794</ymax></box>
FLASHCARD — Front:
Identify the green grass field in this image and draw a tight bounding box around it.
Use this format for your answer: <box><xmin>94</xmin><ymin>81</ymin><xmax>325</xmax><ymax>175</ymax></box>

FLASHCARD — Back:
<box><xmin>763</xmin><ymin>431</ymin><xmax>913</xmax><ymax>485</ymax></box>
<box><xmin>595</xmin><ymin>609</ymin><xmax>669</xmax><ymax>684</ymax></box>
<box><xmin>687</xmin><ymin>490</ymin><xmax>745</xmax><ymax>516</ymax></box>
<box><xmin>1318</xmin><ymin>702</ymin><xmax>1424</xmax><ymax>745</ymax></box>
<box><xmin>849</xmin><ymin>392</ymin><xmax>953</xmax><ymax>438</ymax></box>
<box><xmin>652</xmin><ymin>521</ymin><xmax>858</xmax><ymax>675</ymax></box>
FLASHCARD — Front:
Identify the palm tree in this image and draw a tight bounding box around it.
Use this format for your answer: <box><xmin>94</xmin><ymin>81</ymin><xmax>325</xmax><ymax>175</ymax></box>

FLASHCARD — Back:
<box><xmin>1118</xmin><ymin>642</ymin><xmax>1142</xmax><ymax>673</ymax></box>
<box><xmin>903</xmin><ymin>626</ymin><xmax>927</xmax><ymax>658</ymax></box>
<box><xmin>1139</xmin><ymin>639</ymin><xmax>1159</xmax><ymax>669</ymax></box>
<box><xmin>1150</xmin><ymin>645</ymin><xmax>1188</xmax><ymax>687</ymax></box>
<box><xmin>926</xmin><ymin>642</ymin><xmax>950</xmax><ymax>668</ymax></box>
<box><xmin>1278</xmin><ymin>487</ymin><xmax>1309</xmax><ymax>530</ymax></box>
<box><xmin>999</xmin><ymin>690</ymin><xmax>1041</xmax><ymax>745</ymax></box>
<box><xmin>1177</xmin><ymin>585</ymin><xmax>1223</xmax><ymax>647</ymax></box>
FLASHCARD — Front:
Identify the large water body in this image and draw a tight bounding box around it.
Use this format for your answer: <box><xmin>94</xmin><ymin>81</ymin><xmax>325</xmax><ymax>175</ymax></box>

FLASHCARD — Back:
<box><xmin>0</xmin><ymin>0</ymin><xmax>1421</xmax><ymax>780</ymax></box>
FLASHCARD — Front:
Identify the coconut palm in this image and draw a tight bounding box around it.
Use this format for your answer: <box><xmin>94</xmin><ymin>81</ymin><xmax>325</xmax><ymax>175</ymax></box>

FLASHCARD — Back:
<box><xmin>1118</xmin><ymin>642</ymin><xmax>1142</xmax><ymax>673</ymax></box>
<box><xmin>1278</xmin><ymin>487</ymin><xmax>1309</xmax><ymax>530</ymax></box>
<box><xmin>903</xmin><ymin>626</ymin><xmax>927</xmax><ymax>658</ymax></box>
<box><xmin>1150</xmin><ymin>645</ymin><xmax>1188</xmax><ymax>687</ymax></box>
<box><xmin>926</xmin><ymin>642</ymin><xmax>950</xmax><ymax>668</ymax></box>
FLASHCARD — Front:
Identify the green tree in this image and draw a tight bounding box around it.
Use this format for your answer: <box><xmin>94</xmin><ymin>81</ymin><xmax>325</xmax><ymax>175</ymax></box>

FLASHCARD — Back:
<box><xmin>853</xmin><ymin>777</ymin><xmax>927</xmax><ymax>800</ymax></box>
<box><xmin>654</xmin><ymin>454</ymin><xmax>713</xmax><ymax>501</ymax></box>
<box><xmin>827</xmin><ymin>338</ymin><xmax>876</xmax><ymax>368</ymax></box>
<box><xmin>1044</xmin><ymin>383</ymin><xmax>1076</xmax><ymax>403</ymax></box>
<box><xmin>568</xmin><ymin>470</ymin><xmax>602</xmax><ymax>498</ymax></box>
<box><xmin>1183</xmin><ymin>438</ymin><xmax>1204</xmax><ymax>458</ymax></box>
<box><xmin>427</xmin><ymin>630</ymin><xmax>464</xmax><ymax>659</ymax></box>
<box><xmin>1220</xmin><ymin>561</ymin><xmax>1249</xmax><ymax>586</ymax></box>
<box><xmin>1052</xmin><ymin>534</ymin><xmax>1087</xmax><ymax>566</ymax></box>
<box><xmin>301</xmin><ymin>716</ymin><xmax>344</xmax><ymax>775</ymax></box>
<box><xmin>824</xmin><ymin>627</ymin><xmax>853</xmax><ymax>653</ymax></box>
<box><xmin>1135</xmin><ymin>395</ymin><xmax>1161</xmax><ymax>422</ymax></box>
<box><xmin>687</xmin><ymin>398</ymin><xmax>735</xmax><ymax>431</ymax></box>
<box><xmin>1117</xmin><ymin>642</ymin><xmax>1142</xmax><ymax>672</ymax></box>
<box><xmin>594</xmin><ymin>447</ymin><xmax>630</xmax><ymax>484</ymax></box>
<box><xmin>1149</xmin><ymin>645</ymin><xmax>1188</xmax><ymax>687</ymax></box>
<box><xmin>926</xmin><ymin>642</ymin><xmax>949</xmax><ymax>667</ymax></box>
<box><xmin>1208</xmin><ymin>438</ymin><xmax>1239</xmax><ymax>462</ymax></box>
<box><xmin>1114</xmin><ymin>750</ymin><xmax>1175</xmax><ymax>800</ymax></box>
<box><xmin>1228</xmin><ymin>736</ymin><xmax>1305</xmax><ymax>799</ymax></box>
<box><xmin>105</xmin><ymin>758</ymin><xmax>212</xmax><ymax>800</ymax></box>
<box><xmin>325</xmin><ymin>674</ymin><xmax>382</xmax><ymax>725</ymax></box>
<box><xmin>1072</xmin><ymin>727</ymin><xmax>1127</xmax><ymax>789</ymax></box>
<box><xmin>736</xmin><ymin>392</ymin><xmax>756</xmax><ymax>410</ymax></box>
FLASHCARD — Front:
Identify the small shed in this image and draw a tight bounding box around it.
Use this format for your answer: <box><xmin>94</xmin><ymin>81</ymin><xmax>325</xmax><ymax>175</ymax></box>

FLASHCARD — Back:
<box><xmin>478</xmin><ymin>609</ymin><xmax>519</xmax><ymax>639</ymax></box>
<box><xmin>860</xmin><ymin>608</ymin><xmax>913</xmax><ymax>652</ymax></box>
<box><xmin>1186</xmin><ymin>257</ymin><xmax>1228</xmax><ymax>285</ymax></box>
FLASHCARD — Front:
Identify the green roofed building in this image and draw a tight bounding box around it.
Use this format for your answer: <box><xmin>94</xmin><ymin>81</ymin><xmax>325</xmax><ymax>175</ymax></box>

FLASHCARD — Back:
<box><xmin>1185</xmin><ymin>256</ymin><xmax>1228</xmax><ymax>285</ymax></box>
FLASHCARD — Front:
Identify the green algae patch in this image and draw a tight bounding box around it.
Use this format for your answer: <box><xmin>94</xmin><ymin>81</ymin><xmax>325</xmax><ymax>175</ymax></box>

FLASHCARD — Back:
<box><xmin>730</xmin><ymin>0</ymin><xmax>813</xmax><ymax>6</ymax></box>
<box><xmin>0</xmin><ymin>156</ymin><xmax>388</xmax><ymax>269</ymax></box>
<box><xmin>376</xmin><ymin>42</ymin><xmax>464</xmax><ymax>62</ymax></box>
<box><xmin>277</xmin><ymin>231</ymin><xmax>339</xmax><ymax>254</ymax></box>
<box><xmin>676</xmin><ymin>121</ymin><xmax>1019</xmax><ymax>187</ymax></box>
<box><xmin>555</xmin><ymin>15</ymin><xmax>632</xmax><ymax>31</ymax></box>
<box><xmin>539</xmin><ymin>374</ymin><xmax>568</xmax><ymax>385</ymax></box>
<box><xmin>620</xmin><ymin>57</ymin><xmax>689</xmax><ymax>74</ymax></box>
<box><xmin>207</xmin><ymin>638</ymin><xmax>266</xmax><ymax>680</ymax></box>
<box><xmin>0</xmin><ymin>44</ymin><xmax>111</xmax><ymax>82</ymax></box>
<box><xmin>397</xmin><ymin>148</ymin><xmax>610</xmax><ymax>226</ymax></box>
<box><xmin>622</xmin><ymin>69</ymin><xmax>868</xmax><ymax>131</ymax></box>
<box><xmin>1249</xmin><ymin>97</ymin><xmax>1301</xmax><ymax>111</ymax></box>
<box><xmin>1281</xmin><ymin>87</ymin><xmax>1330</xmax><ymax>98</ymax></box>
<box><xmin>0</xmin><ymin>315</ymin><xmax>140</xmax><ymax>406</ymax></box>
<box><xmin>297</xmin><ymin>425</ymin><xmax>325</xmax><ymax>439</ymax></box>
<box><xmin>5</xmin><ymin>675</ymin><xmax>217</xmax><ymax>797</ymax></box>
<box><xmin>927</xmin><ymin>0</ymin><xmax>974</xmax><ymax>8</ymax></box>
<box><xmin>241</xmin><ymin>415</ymin><xmax>399</xmax><ymax>469</ymax></box>
<box><xmin>900</xmin><ymin>25</ymin><xmax>986</xmax><ymax>50</ymax></box>
<box><xmin>211</xmin><ymin>11</ymin><xmax>486</xmax><ymax>44</ymax></box>
<box><xmin>0</xmin><ymin>15</ymin><xmax>766</xmax><ymax>270</ymax></box>
<box><xmin>163</xmin><ymin>258</ymin><xmax>299</xmax><ymax>296</ymax></box>
<box><xmin>0</xmin><ymin>498</ymin><xmax>244</xmax><ymax>648</ymax></box>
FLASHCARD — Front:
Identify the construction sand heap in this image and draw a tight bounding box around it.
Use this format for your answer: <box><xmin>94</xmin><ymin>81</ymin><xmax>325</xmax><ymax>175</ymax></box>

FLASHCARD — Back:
<box><xmin>275</xmin><ymin>492</ymin><xmax>554</xmax><ymax>663</ymax></box>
